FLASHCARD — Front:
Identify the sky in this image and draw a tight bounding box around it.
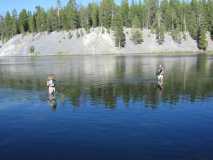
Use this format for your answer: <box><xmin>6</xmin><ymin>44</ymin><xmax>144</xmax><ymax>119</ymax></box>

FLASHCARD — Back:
<box><xmin>0</xmin><ymin>0</ymin><xmax>110</xmax><ymax>15</ymax></box>
<box><xmin>0</xmin><ymin>0</ymin><xmax>192</xmax><ymax>15</ymax></box>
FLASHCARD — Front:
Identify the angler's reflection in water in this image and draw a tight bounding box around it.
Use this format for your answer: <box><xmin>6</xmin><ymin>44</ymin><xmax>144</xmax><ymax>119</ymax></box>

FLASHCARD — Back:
<box><xmin>48</xmin><ymin>95</ymin><xmax>57</xmax><ymax>111</ymax></box>
<box><xmin>156</xmin><ymin>64</ymin><xmax>164</xmax><ymax>91</ymax></box>
<box><xmin>157</xmin><ymin>81</ymin><xmax>163</xmax><ymax>91</ymax></box>
<box><xmin>157</xmin><ymin>74</ymin><xmax>164</xmax><ymax>91</ymax></box>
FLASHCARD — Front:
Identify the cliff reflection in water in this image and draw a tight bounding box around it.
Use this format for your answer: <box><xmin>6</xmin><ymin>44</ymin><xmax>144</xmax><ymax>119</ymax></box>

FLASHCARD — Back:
<box><xmin>0</xmin><ymin>55</ymin><xmax>213</xmax><ymax>109</ymax></box>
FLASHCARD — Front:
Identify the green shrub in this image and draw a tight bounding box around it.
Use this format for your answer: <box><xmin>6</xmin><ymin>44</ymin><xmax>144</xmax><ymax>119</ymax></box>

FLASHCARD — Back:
<box><xmin>156</xmin><ymin>26</ymin><xmax>165</xmax><ymax>45</ymax></box>
<box><xmin>29</xmin><ymin>46</ymin><xmax>39</xmax><ymax>57</ymax></box>
<box><xmin>57</xmin><ymin>51</ymin><xmax>64</xmax><ymax>55</ymax></box>
<box><xmin>68</xmin><ymin>32</ymin><xmax>73</xmax><ymax>39</ymax></box>
<box><xmin>80</xmin><ymin>29</ymin><xmax>84</xmax><ymax>36</ymax></box>
<box><xmin>131</xmin><ymin>29</ymin><xmax>143</xmax><ymax>44</ymax></box>
<box><xmin>86</xmin><ymin>28</ymin><xmax>90</xmax><ymax>34</ymax></box>
<box><xmin>76</xmin><ymin>31</ymin><xmax>80</xmax><ymax>38</ymax></box>
<box><xmin>115</xmin><ymin>31</ymin><xmax>126</xmax><ymax>48</ymax></box>
<box><xmin>102</xmin><ymin>28</ymin><xmax>105</xmax><ymax>34</ymax></box>
<box><xmin>183</xmin><ymin>33</ymin><xmax>187</xmax><ymax>40</ymax></box>
<box><xmin>30</xmin><ymin>46</ymin><xmax>35</xmax><ymax>53</ymax></box>
<box><xmin>171</xmin><ymin>30</ymin><xmax>182</xmax><ymax>44</ymax></box>
<box><xmin>107</xmin><ymin>28</ymin><xmax>110</xmax><ymax>34</ymax></box>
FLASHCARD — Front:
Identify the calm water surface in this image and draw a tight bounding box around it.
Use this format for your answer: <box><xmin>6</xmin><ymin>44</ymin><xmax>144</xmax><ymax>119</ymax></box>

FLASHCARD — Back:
<box><xmin>0</xmin><ymin>55</ymin><xmax>213</xmax><ymax>160</ymax></box>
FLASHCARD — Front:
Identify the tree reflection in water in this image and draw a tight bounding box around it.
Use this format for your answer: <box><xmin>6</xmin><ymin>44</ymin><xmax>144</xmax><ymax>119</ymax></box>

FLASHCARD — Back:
<box><xmin>0</xmin><ymin>54</ymin><xmax>213</xmax><ymax>110</ymax></box>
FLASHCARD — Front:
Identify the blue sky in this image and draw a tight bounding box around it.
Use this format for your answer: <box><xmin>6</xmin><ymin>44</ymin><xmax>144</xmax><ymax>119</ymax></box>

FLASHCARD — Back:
<box><xmin>0</xmin><ymin>0</ymin><xmax>108</xmax><ymax>15</ymax></box>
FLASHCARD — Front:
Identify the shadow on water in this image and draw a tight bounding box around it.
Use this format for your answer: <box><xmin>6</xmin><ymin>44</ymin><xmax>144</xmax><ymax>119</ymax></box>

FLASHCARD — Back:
<box><xmin>0</xmin><ymin>54</ymin><xmax>213</xmax><ymax>110</ymax></box>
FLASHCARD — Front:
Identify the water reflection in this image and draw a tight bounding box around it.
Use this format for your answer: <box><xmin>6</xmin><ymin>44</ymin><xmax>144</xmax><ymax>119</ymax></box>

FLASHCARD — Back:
<box><xmin>48</xmin><ymin>95</ymin><xmax>57</xmax><ymax>111</ymax></box>
<box><xmin>0</xmin><ymin>55</ymin><xmax>213</xmax><ymax>110</ymax></box>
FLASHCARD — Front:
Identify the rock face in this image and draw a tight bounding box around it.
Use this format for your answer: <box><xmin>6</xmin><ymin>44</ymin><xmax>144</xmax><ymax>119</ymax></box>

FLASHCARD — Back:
<box><xmin>0</xmin><ymin>28</ymin><xmax>213</xmax><ymax>56</ymax></box>
<box><xmin>122</xmin><ymin>29</ymin><xmax>199</xmax><ymax>54</ymax></box>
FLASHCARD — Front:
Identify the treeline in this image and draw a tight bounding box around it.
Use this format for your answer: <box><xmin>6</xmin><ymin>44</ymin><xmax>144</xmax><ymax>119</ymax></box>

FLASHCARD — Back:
<box><xmin>0</xmin><ymin>0</ymin><xmax>213</xmax><ymax>50</ymax></box>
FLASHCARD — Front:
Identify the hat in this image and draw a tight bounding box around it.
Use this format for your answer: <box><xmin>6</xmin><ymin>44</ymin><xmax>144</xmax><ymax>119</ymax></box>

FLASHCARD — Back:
<box><xmin>48</xmin><ymin>74</ymin><xmax>56</xmax><ymax>80</ymax></box>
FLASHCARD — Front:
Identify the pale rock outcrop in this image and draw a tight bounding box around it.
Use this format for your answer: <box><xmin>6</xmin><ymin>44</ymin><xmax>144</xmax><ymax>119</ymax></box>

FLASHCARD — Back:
<box><xmin>0</xmin><ymin>28</ymin><xmax>212</xmax><ymax>56</ymax></box>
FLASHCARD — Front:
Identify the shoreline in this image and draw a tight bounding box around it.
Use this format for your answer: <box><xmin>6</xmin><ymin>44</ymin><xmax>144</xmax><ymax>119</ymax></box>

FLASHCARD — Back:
<box><xmin>0</xmin><ymin>51</ymin><xmax>212</xmax><ymax>58</ymax></box>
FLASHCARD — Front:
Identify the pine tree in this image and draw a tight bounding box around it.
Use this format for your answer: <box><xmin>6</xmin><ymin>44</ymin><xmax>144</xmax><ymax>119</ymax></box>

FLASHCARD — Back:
<box><xmin>155</xmin><ymin>5</ymin><xmax>165</xmax><ymax>45</ymax></box>
<box><xmin>89</xmin><ymin>3</ymin><xmax>99</xmax><ymax>27</ymax></box>
<box><xmin>56</xmin><ymin>0</ymin><xmax>62</xmax><ymax>30</ymax></box>
<box><xmin>144</xmin><ymin>0</ymin><xmax>158</xmax><ymax>29</ymax></box>
<box><xmin>3</xmin><ymin>11</ymin><xmax>18</xmax><ymax>39</ymax></box>
<box><xmin>79</xmin><ymin>6</ymin><xmax>90</xmax><ymax>30</ymax></box>
<box><xmin>160</xmin><ymin>0</ymin><xmax>170</xmax><ymax>30</ymax></box>
<box><xmin>4</xmin><ymin>12</ymin><xmax>13</xmax><ymax>39</ymax></box>
<box><xmin>181</xmin><ymin>1</ymin><xmax>188</xmax><ymax>37</ymax></box>
<box><xmin>187</xmin><ymin>12</ymin><xmax>198</xmax><ymax>39</ymax></box>
<box><xmin>138</xmin><ymin>0</ymin><xmax>145</xmax><ymax>28</ymax></box>
<box><xmin>206</xmin><ymin>0</ymin><xmax>213</xmax><ymax>40</ymax></box>
<box><xmin>47</xmin><ymin>8</ymin><xmax>59</xmax><ymax>32</ymax></box>
<box><xmin>61</xmin><ymin>9</ymin><xmax>68</xmax><ymax>30</ymax></box>
<box><xmin>156</xmin><ymin>25</ymin><xmax>165</xmax><ymax>45</ymax></box>
<box><xmin>28</xmin><ymin>12</ymin><xmax>36</xmax><ymax>32</ymax></box>
<box><xmin>113</xmin><ymin>12</ymin><xmax>126</xmax><ymax>48</ymax></box>
<box><xmin>197</xmin><ymin>24</ymin><xmax>208</xmax><ymax>51</ymax></box>
<box><xmin>132</xmin><ymin>15</ymin><xmax>140</xmax><ymax>28</ymax></box>
<box><xmin>211</xmin><ymin>25</ymin><xmax>213</xmax><ymax>41</ymax></box>
<box><xmin>99</xmin><ymin>0</ymin><xmax>115</xmax><ymax>29</ymax></box>
<box><xmin>131</xmin><ymin>16</ymin><xmax>143</xmax><ymax>44</ymax></box>
<box><xmin>18</xmin><ymin>9</ymin><xmax>29</xmax><ymax>33</ymax></box>
<box><xmin>121</xmin><ymin>0</ymin><xmax>130</xmax><ymax>27</ymax></box>
<box><xmin>35</xmin><ymin>6</ymin><xmax>47</xmax><ymax>32</ymax></box>
<box><xmin>171</xmin><ymin>25</ymin><xmax>182</xmax><ymax>44</ymax></box>
<box><xmin>11</xmin><ymin>9</ymin><xmax>18</xmax><ymax>36</ymax></box>
<box><xmin>64</xmin><ymin>0</ymin><xmax>79</xmax><ymax>30</ymax></box>
<box><xmin>187</xmin><ymin>0</ymin><xmax>200</xmax><ymax>40</ymax></box>
<box><xmin>0</xmin><ymin>16</ymin><xmax>3</xmax><ymax>40</ymax></box>
<box><xmin>128</xmin><ymin>0</ymin><xmax>138</xmax><ymax>27</ymax></box>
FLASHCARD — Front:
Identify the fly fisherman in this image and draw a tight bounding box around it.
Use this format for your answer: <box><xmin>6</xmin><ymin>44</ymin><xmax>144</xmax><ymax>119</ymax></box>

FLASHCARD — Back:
<box><xmin>47</xmin><ymin>74</ymin><xmax>56</xmax><ymax>96</ymax></box>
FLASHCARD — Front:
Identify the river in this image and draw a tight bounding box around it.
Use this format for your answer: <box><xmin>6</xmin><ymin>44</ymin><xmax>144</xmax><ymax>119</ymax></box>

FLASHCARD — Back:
<box><xmin>0</xmin><ymin>55</ymin><xmax>213</xmax><ymax>160</ymax></box>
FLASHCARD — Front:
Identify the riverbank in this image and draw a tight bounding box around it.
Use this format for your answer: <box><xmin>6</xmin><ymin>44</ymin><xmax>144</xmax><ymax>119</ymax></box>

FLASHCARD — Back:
<box><xmin>0</xmin><ymin>28</ymin><xmax>213</xmax><ymax>56</ymax></box>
